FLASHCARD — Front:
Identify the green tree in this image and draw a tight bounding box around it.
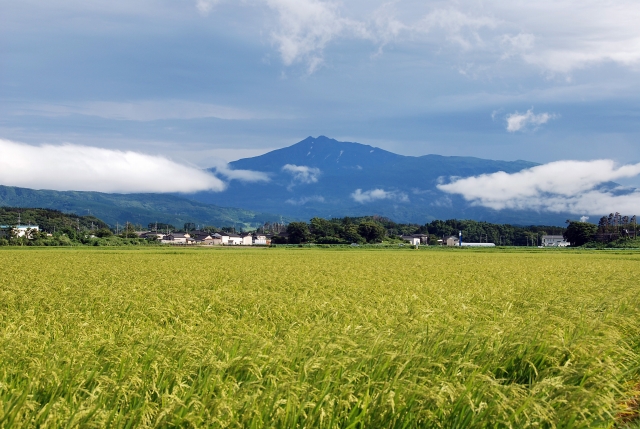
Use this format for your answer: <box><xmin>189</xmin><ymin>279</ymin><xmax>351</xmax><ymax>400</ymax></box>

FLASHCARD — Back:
<box><xmin>286</xmin><ymin>222</ymin><xmax>310</xmax><ymax>244</ymax></box>
<box><xmin>357</xmin><ymin>221</ymin><xmax>387</xmax><ymax>243</ymax></box>
<box><xmin>121</xmin><ymin>223</ymin><xmax>138</xmax><ymax>238</ymax></box>
<box><xmin>95</xmin><ymin>228</ymin><xmax>113</xmax><ymax>238</ymax></box>
<box><xmin>341</xmin><ymin>225</ymin><xmax>363</xmax><ymax>244</ymax></box>
<box><xmin>564</xmin><ymin>221</ymin><xmax>597</xmax><ymax>246</ymax></box>
<box><xmin>310</xmin><ymin>217</ymin><xmax>334</xmax><ymax>239</ymax></box>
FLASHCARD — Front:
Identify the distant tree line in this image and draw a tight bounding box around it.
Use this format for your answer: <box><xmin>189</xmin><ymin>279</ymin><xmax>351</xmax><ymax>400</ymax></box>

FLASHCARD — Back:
<box><xmin>565</xmin><ymin>212</ymin><xmax>638</xmax><ymax>247</ymax></box>
<box><xmin>4</xmin><ymin>206</ymin><xmax>637</xmax><ymax>248</ymax></box>
<box><xmin>271</xmin><ymin>216</ymin><xmax>566</xmax><ymax>246</ymax></box>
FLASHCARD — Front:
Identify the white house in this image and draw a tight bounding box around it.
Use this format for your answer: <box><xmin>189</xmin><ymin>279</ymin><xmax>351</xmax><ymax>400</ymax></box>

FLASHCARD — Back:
<box><xmin>226</xmin><ymin>234</ymin><xmax>243</xmax><ymax>245</ymax></box>
<box><xmin>241</xmin><ymin>234</ymin><xmax>253</xmax><ymax>246</ymax></box>
<box><xmin>0</xmin><ymin>224</ymin><xmax>40</xmax><ymax>238</ymax></box>
<box><xmin>161</xmin><ymin>232</ymin><xmax>192</xmax><ymax>244</ymax></box>
<box><xmin>541</xmin><ymin>235</ymin><xmax>569</xmax><ymax>247</ymax></box>
<box><xmin>402</xmin><ymin>236</ymin><xmax>421</xmax><ymax>246</ymax></box>
<box><xmin>401</xmin><ymin>234</ymin><xmax>429</xmax><ymax>246</ymax></box>
<box><xmin>211</xmin><ymin>233</ymin><xmax>224</xmax><ymax>245</ymax></box>
<box><xmin>253</xmin><ymin>234</ymin><xmax>268</xmax><ymax>245</ymax></box>
<box><xmin>446</xmin><ymin>236</ymin><xmax>459</xmax><ymax>246</ymax></box>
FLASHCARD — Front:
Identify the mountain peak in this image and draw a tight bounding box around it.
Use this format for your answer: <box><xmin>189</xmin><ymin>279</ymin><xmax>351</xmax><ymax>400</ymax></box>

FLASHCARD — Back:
<box><xmin>231</xmin><ymin>136</ymin><xmax>401</xmax><ymax>172</ymax></box>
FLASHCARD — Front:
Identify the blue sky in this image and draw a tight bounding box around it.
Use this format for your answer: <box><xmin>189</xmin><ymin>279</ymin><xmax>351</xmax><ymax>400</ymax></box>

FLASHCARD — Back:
<box><xmin>2</xmin><ymin>0</ymin><xmax>640</xmax><ymax>199</ymax></box>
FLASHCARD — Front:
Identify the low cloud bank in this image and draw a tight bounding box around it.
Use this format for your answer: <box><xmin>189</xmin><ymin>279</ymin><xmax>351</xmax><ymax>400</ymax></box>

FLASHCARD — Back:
<box><xmin>438</xmin><ymin>159</ymin><xmax>640</xmax><ymax>215</ymax></box>
<box><xmin>351</xmin><ymin>188</ymin><xmax>409</xmax><ymax>204</ymax></box>
<box><xmin>282</xmin><ymin>164</ymin><xmax>321</xmax><ymax>184</ymax></box>
<box><xmin>0</xmin><ymin>139</ymin><xmax>226</xmax><ymax>193</ymax></box>
<box><xmin>506</xmin><ymin>108</ymin><xmax>557</xmax><ymax>132</ymax></box>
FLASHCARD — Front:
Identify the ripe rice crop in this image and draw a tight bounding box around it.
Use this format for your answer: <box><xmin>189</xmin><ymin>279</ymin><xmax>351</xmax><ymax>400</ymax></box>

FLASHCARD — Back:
<box><xmin>0</xmin><ymin>247</ymin><xmax>639</xmax><ymax>428</ymax></box>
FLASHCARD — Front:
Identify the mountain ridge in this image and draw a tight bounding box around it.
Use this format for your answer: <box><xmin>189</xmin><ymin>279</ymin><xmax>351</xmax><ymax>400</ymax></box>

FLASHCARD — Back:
<box><xmin>190</xmin><ymin>136</ymin><xmax>567</xmax><ymax>225</ymax></box>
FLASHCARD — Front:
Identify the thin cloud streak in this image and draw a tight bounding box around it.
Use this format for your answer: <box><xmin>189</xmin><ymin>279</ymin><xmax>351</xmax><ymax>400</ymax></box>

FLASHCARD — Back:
<box><xmin>0</xmin><ymin>139</ymin><xmax>227</xmax><ymax>194</ymax></box>
<box><xmin>437</xmin><ymin>159</ymin><xmax>640</xmax><ymax>215</ymax></box>
<box><xmin>285</xmin><ymin>195</ymin><xmax>325</xmax><ymax>205</ymax></box>
<box><xmin>10</xmin><ymin>100</ymin><xmax>271</xmax><ymax>121</ymax></box>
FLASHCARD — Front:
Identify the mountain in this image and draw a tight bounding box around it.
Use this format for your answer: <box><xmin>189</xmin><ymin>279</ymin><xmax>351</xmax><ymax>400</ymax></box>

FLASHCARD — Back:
<box><xmin>0</xmin><ymin>186</ymin><xmax>286</xmax><ymax>230</ymax></box>
<box><xmin>1</xmin><ymin>136</ymin><xmax>583</xmax><ymax>227</ymax></box>
<box><xmin>188</xmin><ymin>136</ymin><xmax>571</xmax><ymax>225</ymax></box>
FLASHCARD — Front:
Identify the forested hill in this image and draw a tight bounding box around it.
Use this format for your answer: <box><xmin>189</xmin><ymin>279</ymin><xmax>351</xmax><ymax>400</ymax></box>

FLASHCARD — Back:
<box><xmin>0</xmin><ymin>186</ymin><xmax>287</xmax><ymax>230</ymax></box>
<box><xmin>0</xmin><ymin>207</ymin><xmax>109</xmax><ymax>232</ymax></box>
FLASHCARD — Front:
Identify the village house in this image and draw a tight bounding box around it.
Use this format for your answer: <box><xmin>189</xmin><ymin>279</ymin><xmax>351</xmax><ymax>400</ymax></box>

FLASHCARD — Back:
<box><xmin>0</xmin><ymin>224</ymin><xmax>40</xmax><ymax>239</ymax></box>
<box><xmin>445</xmin><ymin>234</ymin><xmax>495</xmax><ymax>247</ymax></box>
<box><xmin>226</xmin><ymin>233</ymin><xmax>243</xmax><ymax>245</ymax></box>
<box><xmin>401</xmin><ymin>234</ymin><xmax>429</xmax><ymax>246</ymax></box>
<box><xmin>191</xmin><ymin>230</ymin><xmax>214</xmax><ymax>245</ymax></box>
<box><xmin>252</xmin><ymin>234</ymin><xmax>268</xmax><ymax>245</ymax></box>
<box><xmin>541</xmin><ymin>235</ymin><xmax>569</xmax><ymax>247</ymax></box>
<box><xmin>161</xmin><ymin>232</ymin><xmax>194</xmax><ymax>245</ymax></box>
<box><xmin>446</xmin><ymin>236</ymin><xmax>459</xmax><ymax>246</ymax></box>
<box><xmin>138</xmin><ymin>231</ymin><xmax>164</xmax><ymax>240</ymax></box>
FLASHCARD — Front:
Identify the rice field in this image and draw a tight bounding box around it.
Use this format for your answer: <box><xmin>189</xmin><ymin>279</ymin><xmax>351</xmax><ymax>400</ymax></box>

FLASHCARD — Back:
<box><xmin>0</xmin><ymin>247</ymin><xmax>639</xmax><ymax>428</ymax></box>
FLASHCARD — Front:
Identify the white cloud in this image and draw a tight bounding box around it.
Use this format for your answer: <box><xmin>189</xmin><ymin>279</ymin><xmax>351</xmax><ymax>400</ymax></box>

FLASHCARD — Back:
<box><xmin>282</xmin><ymin>164</ymin><xmax>321</xmax><ymax>184</ymax></box>
<box><xmin>417</xmin><ymin>8</ymin><xmax>497</xmax><ymax>50</ymax></box>
<box><xmin>285</xmin><ymin>195</ymin><xmax>325</xmax><ymax>205</ymax></box>
<box><xmin>265</xmin><ymin>0</ymin><xmax>368</xmax><ymax>73</ymax></box>
<box><xmin>197</xmin><ymin>0</ymin><xmax>640</xmax><ymax>74</ymax></box>
<box><xmin>209</xmin><ymin>161</ymin><xmax>270</xmax><ymax>183</ymax></box>
<box><xmin>215</xmin><ymin>168</ymin><xmax>270</xmax><ymax>183</ymax></box>
<box><xmin>0</xmin><ymin>139</ymin><xmax>226</xmax><ymax>193</ymax></box>
<box><xmin>506</xmin><ymin>108</ymin><xmax>557</xmax><ymax>132</ymax></box>
<box><xmin>351</xmin><ymin>188</ymin><xmax>409</xmax><ymax>203</ymax></box>
<box><xmin>437</xmin><ymin>159</ymin><xmax>640</xmax><ymax>215</ymax></box>
<box><xmin>196</xmin><ymin>0</ymin><xmax>219</xmax><ymax>15</ymax></box>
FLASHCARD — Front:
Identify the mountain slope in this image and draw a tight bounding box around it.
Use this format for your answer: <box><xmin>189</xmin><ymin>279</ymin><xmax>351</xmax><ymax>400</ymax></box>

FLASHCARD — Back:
<box><xmin>0</xmin><ymin>186</ymin><xmax>285</xmax><ymax>229</ymax></box>
<box><xmin>189</xmin><ymin>136</ymin><xmax>569</xmax><ymax>225</ymax></box>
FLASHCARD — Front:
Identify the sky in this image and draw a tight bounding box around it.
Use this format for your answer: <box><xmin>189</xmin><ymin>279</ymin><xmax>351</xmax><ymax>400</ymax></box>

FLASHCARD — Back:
<box><xmin>2</xmin><ymin>0</ymin><xmax>640</xmax><ymax>208</ymax></box>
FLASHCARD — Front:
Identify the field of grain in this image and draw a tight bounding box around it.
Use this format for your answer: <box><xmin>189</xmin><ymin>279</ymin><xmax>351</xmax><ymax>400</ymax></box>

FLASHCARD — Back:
<box><xmin>1</xmin><ymin>247</ymin><xmax>639</xmax><ymax>428</ymax></box>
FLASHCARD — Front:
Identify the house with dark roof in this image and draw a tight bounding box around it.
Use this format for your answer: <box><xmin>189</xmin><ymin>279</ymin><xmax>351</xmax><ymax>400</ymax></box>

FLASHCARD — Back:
<box><xmin>161</xmin><ymin>232</ymin><xmax>194</xmax><ymax>245</ymax></box>
<box><xmin>191</xmin><ymin>230</ymin><xmax>214</xmax><ymax>244</ymax></box>
<box><xmin>401</xmin><ymin>234</ymin><xmax>429</xmax><ymax>246</ymax></box>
